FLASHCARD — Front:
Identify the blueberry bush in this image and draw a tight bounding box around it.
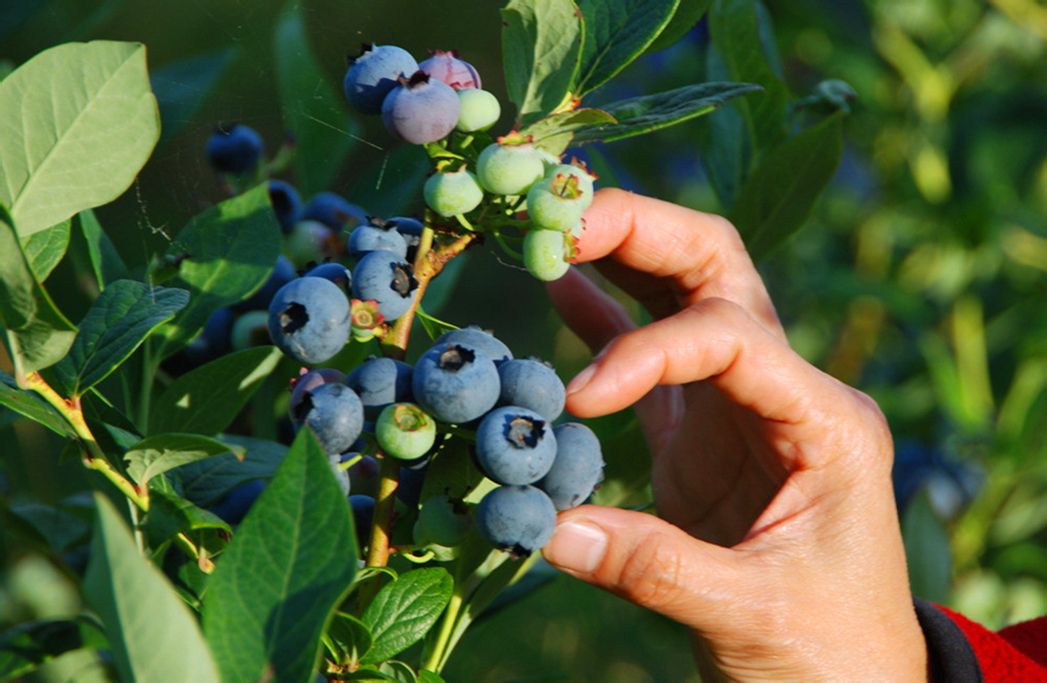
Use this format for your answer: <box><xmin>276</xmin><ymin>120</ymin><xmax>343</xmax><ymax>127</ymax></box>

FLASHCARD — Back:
<box><xmin>2</xmin><ymin>0</ymin><xmax>1041</xmax><ymax>681</ymax></box>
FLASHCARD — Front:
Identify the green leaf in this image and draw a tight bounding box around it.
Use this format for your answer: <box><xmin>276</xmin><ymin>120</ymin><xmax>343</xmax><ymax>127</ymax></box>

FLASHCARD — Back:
<box><xmin>202</xmin><ymin>430</ymin><xmax>357</xmax><ymax>683</ymax></box>
<box><xmin>575</xmin><ymin>0</ymin><xmax>680</xmax><ymax>95</ymax></box>
<box><xmin>7</xmin><ymin>502</ymin><xmax>91</xmax><ymax>552</ymax></box>
<box><xmin>157</xmin><ymin>184</ymin><xmax>282</xmax><ymax>358</ymax></box>
<box><xmin>708</xmin><ymin>0</ymin><xmax>788</xmax><ymax>149</ymax></box>
<box><xmin>0</xmin><ymin>210</ymin><xmax>76</xmax><ymax>375</ymax></box>
<box><xmin>902</xmin><ymin>491</ymin><xmax>951</xmax><ymax>604</ymax></box>
<box><xmin>84</xmin><ymin>494</ymin><xmax>220</xmax><ymax>683</ymax></box>
<box><xmin>646</xmin><ymin>0</ymin><xmax>710</xmax><ymax>53</ymax></box>
<box><xmin>76</xmin><ymin>209</ymin><xmax>128</xmax><ymax>290</ymax></box>
<box><xmin>361</xmin><ymin>568</ymin><xmax>453</xmax><ymax>663</ymax></box>
<box><xmin>345</xmin><ymin>144</ymin><xmax>430</xmax><ymax>218</ymax></box>
<box><xmin>152</xmin><ymin>49</ymin><xmax>235</xmax><ymax>144</ymax></box>
<box><xmin>21</xmin><ymin>220</ymin><xmax>71</xmax><ymax>282</ymax></box>
<box><xmin>421</xmin><ymin>251</ymin><xmax>471</xmax><ymax>315</ymax></box>
<box><xmin>730</xmin><ymin>112</ymin><xmax>844</xmax><ymax>262</ymax></box>
<box><xmin>573</xmin><ymin>81</ymin><xmax>762</xmax><ymax>144</ymax></box>
<box><xmin>0</xmin><ymin>41</ymin><xmax>160</xmax><ymax>238</ymax></box>
<box><xmin>53</xmin><ymin>280</ymin><xmax>188</xmax><ymax>396</ymax></box>
<box><xmin>418</xmin><ymin>671</ymin><xmax>446</xmax><ymax>683</ymax></box>
<box><xmin>0</xmin><ymin>617</ymin><xmax>106</xmax><ymax>680</ymax></box>
<box><xmin>170</xmin><ymin>435</ymin><xmax>287</xmax><ymax>508</ymax></box>
<box><xmin>125</xmin><ymin>433</ymin><xmax>244</xmax><ymax>485</ymax></box>
<box><xmin>143</xmin><ymin>488</ymin><xmax>231</xmax><ymax>547</ymax></box>
<box><xmin>521</xmin><ymin>108</ymin><xmax>617</xmax><ymax>155</ymax></box>
<box><xmin>149</xmin><ymin>346</ymin><xmax>283</xmax><ymax>435</ymax></box>
<box><xmin>501</xmin><ymin>0</ymin><xmax>585</xmax><ymax>126</ymax></box>
<box><xmin>327</xmin><ymin>612</ymin><xmax>373</xmax><ymax>665</ymax></box>
<box><xmin>274</xmin><ymin>3</ymin><xmax>357</xmax><ymax>196</ymax></box>
<box><xmin>0</xmin><ymin>371</ymin><xmax>74</xmax><ymax>436</ymax></box>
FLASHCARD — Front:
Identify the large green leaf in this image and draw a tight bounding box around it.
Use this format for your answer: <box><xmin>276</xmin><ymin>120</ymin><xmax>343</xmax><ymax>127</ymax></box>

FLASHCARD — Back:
<box><xmin>83</xmin><ymin>494</ymin><xmax>220</xmax><ymax>683</ymax></box>
<box><xmin>0</xmin><ymin>41</ymin><xmax>159</xmax><ymax>238</ymax></box>
<box><xmin>501</xmin><ymin>0</ymin><xmax>585</xmax><ymax>126</ymax></box>
<box><xmin>149</xmin><ymin>346</ymin><xmax>282</xmax><ymax>435</ymax></box>
<box><xmin>645</xmin><ymin>0</ymin><xmax>711</xmax><ymax>53</ymax></box>
<box><xmin>171</xmin><ymin>435</ymin><xmax>287</xmax><ymax>507</ymax></box>
<box><xmin>575</xmin><ymin>0</ymin><xmax>679</xmax><ymax>95</ymax></box>
<box><xmin>698</xmin><ymin>44</ymin><xmax>752</xmax><ymax>209</ymax></box>
<box><xmin>521</xmin><ymin>108</ymin><xmax>617</xmax><ymax>155</ymax></box>
<box><xmin>53</xmin><ymin>280</ymin><xmax>188</xmax><ymax>396</ymax></box>
<box><xmin>157</xmin><ymin>184</ymin><xmax>281</xmax><ymax>358</ymax></box>
<box><xmin>125</xmin><ymin>433</ymin><xmax>245</xmax><ymax>485</ymax></box>
<box><xmin>274</xmin><ymin>3</ymin><xmax>357</xmax><ymax>196</ymax></box>
<box><xmin>0</xmin><ymin>210</ymin><xmax>76</xmax><ymax>375</ymax></box>
<box><xmin>202</xmin><ymin>430</ymin><xmax>357</xmax><ymax>683</ymax></box>
<box><xmin>151</xmin><ymin>48</ymin><xmax>235</xmax><ymax>143</ymax></box>
<box><xmin>0</xmin><ymin>371</ymin><xmax>74</xmax><ymax>436</ymax></box>
<box><xmin>20</xmin><ymin>220</ymin><xmax>71</xmax><ymax>282</ymax></box>
<box><xmin>573</xmin><ymin>81</ymin><xmax>762</xmax><ymax>144</ymax></box>
<box><xmin>361</xmin><ymin>568</ymin><xmax>453</xmax><ymax>664</ymax></box>
<box><xmin>76</xmin><ymin>209</ymin><xmax>128</xmax><ymax>289</ymax></box>
<box><xmin>730</xmin><ymin>112</ymin><xmax>844</xmax><ymax>262</ymax></box>
<box><xmin>708</xmin><ymin>0</ymin><xmax>788</xmax><ymax>149</ymax></box>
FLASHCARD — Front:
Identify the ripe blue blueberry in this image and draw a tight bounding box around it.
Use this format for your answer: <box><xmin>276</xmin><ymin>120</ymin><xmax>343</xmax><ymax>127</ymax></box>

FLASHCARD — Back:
<box><xmin>475</xmin><ymin>406</ymin><xmax>557</xmax><ymax>485</ymax></box>
<box><xmin>381</xmin><ymin>72</ymin><xmax>460</xmax><ymax>145</ymax></box>
<box><xmin>538</xmin><ymin>422</ymin><xmax>605</xmax><ymax>510</ymax></box>
<box><xmin>476</xmin><ymin>485</ymin><xmax>556</xmax><ymax>556</ymax></box>
<box><xmin>497</xmin><ymin>358</ymin><xmax>565</xmax><ymax>422</ymax></box>
<box><xmin>397</xmin><ymin>464</ymin><xmax>427</xmax><ymax>508</ymax></box>
<box><xmin>267</xmin><ymin>276</ymin><xmax>351</xmax><ymax>364</ymax></box>
<box><xmin>351</xmin><ymin>250</ymin><xmax>419</xmax><ymax>322</ymax></box>
<box><xmin>268</xmin><ymin>180</ymin><xmax>302</xmax><ymax>234</ymax></box>
<box><xmin>350</xmin><ymin>494</ymin><xmax>376</xmax><ymax>540</ymax></box>
<box><xmin>289</xmin><ymin>368</ymin><xmax>347</xmax><ymax>420</ymax></box>
<box><xmin>412</xmin><ymin>343</ymin><xmax>500</xmax><ymax>424</ymax></box>
<box><xmin>418</xmin><ymin>49</ymin><xmax>481</xmax><ymax>90</ymax></box>
<box><xmin>343</xmin><ymin>44</ymin><xmax>419</xmax><ymax>114</ymax></box>
<box><xmin>208</xmin><ymin>479</ymin><xmax>266</xmax><ymax>525</ymax></box>
<box><xmin>301</xmin><ymin>192</ymin><xmax>368</xmax><ymax>231</ymax></box>
<box><xmin>436</xmin><ymin>325</ymin><xmax>513</xmax><ymax>366</ymax></box>
<box><xmin>386</xmin><ymin>216</ymin><xmax>424</xmax><ymax>261</ymax></box>
<box><xmin>290</xmin><ymin>382</ymin><xmax>365</xmax><ymax>456</ymax></box>
<box><xmin>303</xmin><ymin>262</ymin><xmax>352</xmax><ymax>294</ymax></box>
<box><xmin>345</xmin><ymin>356</ymin><xmax>414</xmax><ymax>418</ymax></box>
<box><xmin>348</xmin><ymin>220</ymin><xmax>409</xmax><ymax>260</ymax></box>
<box><xmin>206</xmin><ymin>123</ymin><xmax>263</xmax><ymax>174</ymax></box>
<box><xmin>184</xmin><ymin>306</ymin><xmax>235</xmax><ymax>364</ymax></box>
<box><xmin>328</xmin><ymin>453</ymin><xmax>351</xmax><ymax>496</ymax></box>
<box><xmin>235</xmin><ymin>255</ymin><xmax>296</xmax><ymax>313</ymax></box>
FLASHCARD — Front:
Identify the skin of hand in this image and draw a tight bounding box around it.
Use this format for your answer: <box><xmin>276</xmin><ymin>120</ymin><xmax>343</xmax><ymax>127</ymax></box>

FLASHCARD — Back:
<box><xmin>541</xmin><ymin>188</ymin><xmax>928</xmax><ymax>681</ymax></box>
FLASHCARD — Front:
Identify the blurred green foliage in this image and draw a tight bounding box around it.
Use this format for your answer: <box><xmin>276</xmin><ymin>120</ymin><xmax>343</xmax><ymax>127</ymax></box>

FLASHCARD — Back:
<box><xmin>1</xmin><ymin>0</ymin><xmax>1045</xmax><ymax>680</ymax></box>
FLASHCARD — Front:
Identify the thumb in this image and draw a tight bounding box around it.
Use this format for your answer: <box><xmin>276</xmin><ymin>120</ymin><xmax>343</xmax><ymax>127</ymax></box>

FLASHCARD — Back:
<box><xmin>542</xmin><ymin>506</ymin><xmax>740</xmax><ymax>630</ymax></box>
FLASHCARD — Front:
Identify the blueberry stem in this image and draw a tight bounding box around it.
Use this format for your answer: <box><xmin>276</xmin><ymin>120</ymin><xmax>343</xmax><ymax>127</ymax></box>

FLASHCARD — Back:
<box><xmin>359</xmin><ymin>452</ymin><xmax>401</xmax><ymax>608</ymax></box>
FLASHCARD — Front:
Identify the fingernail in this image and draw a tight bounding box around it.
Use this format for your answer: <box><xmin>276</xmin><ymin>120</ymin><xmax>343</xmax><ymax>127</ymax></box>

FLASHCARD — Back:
<box><xmin>545</xmin><ymin>521</ymin><xmax>607</xmax><ymax>574</ymax></box>
<box><xmin>566</xmin><ymin>364</ymin><xmax>597</xmax><ymax>396</ymax></box>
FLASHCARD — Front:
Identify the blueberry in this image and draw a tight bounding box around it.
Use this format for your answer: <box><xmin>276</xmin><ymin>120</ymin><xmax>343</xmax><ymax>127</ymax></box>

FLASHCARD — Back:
<box><xmin>268</xmin><ymin>276</ymin><xmax>350</xmax><ymax>364</ymax></box>
<box><xmin>348</xmin><ymin>454</ymin><xmax>380</xmax><ymax>497</ymax></box>
<box><xmin>538</xmin><ymin>423</ymin><xmax>604</xmax><ymax>510</ymax></box>
<box><xmin>497</xmin><ymin>358</ymin><xmax>565</xmax><ymax>421</ymax></box>
<box><xmin>235</xmin><ymin>255</ymin><xmax>296</xmax><ymax>313</ymax></box>
<box><xmin>435</xmin><ymin>325</ymin><xmax>513</xmax><ymax>366</ymax></box>
<box><xmin>350</xmin><ymin>494</ymin><xmax>376</xmax><ymax>541</ymax></box>
<box><xmin>414</xmin><ymin>495</ymin><xmax>470</xmax><ymax>547</ymax></box>
<box><xmin>397</xmin><ymin>464</ymin><xmax>427</xmax><ymax>508</ymax></box>
<box><xmin>285</xmin><ymin>220</ymin><xmax>340</xmax><ymax>268</ymax></box>
<box><xmin>208</xmin><ymin>479</ymin><xmax>266</xmax><ymax>525</ymax></box>
<box><xmin>328</xmin><ymin>453</ymin><xmax>351</xmax><ymax>496</ymax></box>
<box><xmin>456</xmin><ymin>89</ymin><xmax>500</xmax><ymax>132</ymax></box>
<box><xmin>546</xmin><ymin>163</ymin><xmax>596</xmax><ymax>202</ymax></box>
<box><xmin>348</xmin><ymin>220</ymin><xmax>409</xmax><ymax>260</ymax></box>
<box><xmin>476</xmin><ymin>485</ymin><xmax>556</xmax><ymax>555</ymax></box>
<box><xmin>418</xmin><ymin>50</ymin><xmax>481</xmax><ymax>90</ymax></box>
<box><xmin>412</xmin><ymin>343</ymin><xmax>500</xmax><ymax>424</ymax></box>
<box><xmin>386</xmin><ymin>216</ymin><xmax>424</xmax><ymax>261</ymax></box>
<box><xmin>303</xmin><ymin>262</ymin><xmax>352</xmax><ymax>294</ymax></box>
<box><xmin>231</xmin><ymin>310</ymin><xmax>271</xmax><ymax>350</ymax></box>
<box><xmin>526</xmin><ymin>172</ymin><xmax>589</xmax><ymax>232</ymax></box>
<box><xmin>206</xmin><ymin>123</ymin><xmax>263</xmax><ymax>174</ymax></box>
<box><xmin>290</xmin><ymin>383</ymin><xmax>365</xmax><ymax>456</ymax></box>
<box><xmin>476</xmin><ymin>141</ymin><xmax>545</xmax><ymax>196</ymax></box>
<box><xmin>345</xmin><ymin>356</ymin><xmax>414</xmax><ymax>418</ymax></box>
<box><xmin>184</xmin><ymin>306</ymin><xmax>235</xmax><ymax>364</ymax></box>
<box><xmin>523</xmin><ymin>229</ymin><xmax>570</xmax><ymax>282</ymax></box>
<box><xmin>381</xmin><ymin>72</ymin><xmax>460</xmax><ymax>145</ymax></box>
<box><xmin>344</xmin><ymin>44</ymin><xmax>419</xmax><ymax>115</ymax></box>
<box><xmin>351</xmin><ymin>250</ymin><xmax>419</xmax><ymax>321</ymax></box>
<box><xmin>268</xmin><ymin>180</ymin><xmax>302</xmax><ymax>234</ymax></box>
<box><xmin>301</xmin><ymin>192</ymin><xmax>368</xmax><ymax>231</ymax></box>
<box><xmin>475</xmin><ymin>406</ymin><xmax>557</xmax><ymax>485</ymax></box>
<box><xmin>376</xmin><ymin>403</ymin><xmax>437</xmax><ymax>460</ymax></box>
<box><xmin>289</xmin><ymin>368</ymin><xmax>347</xmax><ymax>419</ymax></box>
<box><xmin>424</xmin><ymin>168</ymin><xmax>484</xmax><ymax>218</ymax></box>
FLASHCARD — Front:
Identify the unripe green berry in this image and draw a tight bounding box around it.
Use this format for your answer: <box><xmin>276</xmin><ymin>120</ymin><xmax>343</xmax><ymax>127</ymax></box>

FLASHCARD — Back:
<box><xmin>424</xmin><ymin>168</ymin><xmax>484</xmax><ymax>217</ymax></box>
<box><xmin>376</xmin><ymin>403</ymin><xmax>437</xmax><ymax>460</ymax></box>
<box><xmin>456</xmin><ymin>88</ymin><xmax>501</xmax><ymax>132</ymax></box>
<box><xmin>413</xmin><ymin>495</ymin><xmax>471</xmax><ymax>547</ymax></box>
<box><xmin>476</xmin><ymin>142</ymin><xmax>545</xmax><ymax>196</ymax></box>
<box><xmin>526</xmin><ymin>174</ymin><xmax>588</xmax><ymax>232</ymax></box>
<box><xmin>523</xmin><ymin>229</ymin><xmax>570</xmax><ymax>281</ymax></box>
<box><xmin>547</xmin><ymin>164</ymin><xmax>595</xmax><ymax>206</ymax></box>
<box><xmin>231</xmin><ymin>310</ymin><xmax>270</xmax><ymax>350</ymax></box>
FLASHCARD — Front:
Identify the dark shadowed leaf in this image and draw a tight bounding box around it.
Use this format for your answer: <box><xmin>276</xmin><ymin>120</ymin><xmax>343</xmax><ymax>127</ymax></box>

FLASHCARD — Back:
<box><xmin>698</xmin><ymin>43</ymin><xmax>752</xmax><ymax>210</ymax></box>
<box><xmin>361</xmin><ymin>568</ymin><xmax>453</xmax><ymax>663</ymax></box>
<box><xmin>125</xmin><ymin>433</ymin><xmax>244</xmax><ymax>485</ymax></box>
<box><xmin>76</xmin><ymin>209</ymin><xmax>128</xmax><ymax>290</ymax></box>
<box><xmin>84</xmin><ymin>495</ymin><xmax>220</xmax><ymax>683</ymax></box>
<box><xmin>575</xmin><ymin>0</ymin><xmax>679</xmax><ymax>95</ymax></box>
<box><xmin>646</xmin><ymin>0</ymin><xmax>711</xmax><ymax>53</ymax></box>
<box><xmin>345</xmin><ymin>144</ymin><xmax>430</xmax><ymax>218</ymax></box>
<box><xmin>903</xmin><ymin>491</ymin><xmax>952</xmax><ymax>604</ymax></box>
<box><xmin>151</xmin><ymin>48</ymin><xmax>235</xmax><ymax>143</ymax></box>
<box><xmin>20</xmin><ymin>220</ymin><xmax>70</xmax><ymax>282</ymax></box>
<box><xmin>327</xmin><ymin>612</ymin><xmax>373</xmax><ymax>665</ymax></box>
<box><xmin>0</xmin><ymin>617</ymin><xmax>106</xmax><ymax>680</ymax></box>
<box><xmin>143</xmin><ymin>488</ymin><xmax>231</xmax><ymax>548</ymax></box>
<box><xmin>170</xmin><ymin>435</ymin><xmax>287</xmax><ymax>507</ymax></box>
<box><xmin>202</xmin><ymin>430</ymin><xmax>357</xmax><ymax>683</ymax></box>
<box><xmin>0</xmin><ymin>371</ymin><xmax>74</xmax><ymax>436</ymax></box>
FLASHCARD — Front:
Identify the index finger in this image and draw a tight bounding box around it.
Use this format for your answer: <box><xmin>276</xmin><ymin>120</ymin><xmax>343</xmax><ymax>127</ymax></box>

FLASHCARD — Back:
<box><xmin>576</xmin><ymin>188</ymin><xmax>783</xmax><ymax>337</ymax></box>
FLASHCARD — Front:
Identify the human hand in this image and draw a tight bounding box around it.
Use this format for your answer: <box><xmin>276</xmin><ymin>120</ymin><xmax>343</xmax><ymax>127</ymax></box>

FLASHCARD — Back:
<box><xmin>541</xmin><ymin>189</ymin><xmax>927</xmax><ymax>681</ymax></box>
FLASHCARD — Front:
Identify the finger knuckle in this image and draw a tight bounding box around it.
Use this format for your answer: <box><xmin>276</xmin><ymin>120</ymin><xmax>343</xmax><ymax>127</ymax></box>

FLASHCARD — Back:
<box><xmin>613</xmin><ymin>534</ymin><xmax>686</xmax><ymax>611</ymax></box>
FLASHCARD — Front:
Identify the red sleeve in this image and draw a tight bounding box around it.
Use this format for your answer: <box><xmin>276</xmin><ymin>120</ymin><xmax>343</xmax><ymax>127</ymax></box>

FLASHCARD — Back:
<box><xmin>935</xmin><ymin>604</ymin><xmax>1047</xmax><ymax>681</ymax></box>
